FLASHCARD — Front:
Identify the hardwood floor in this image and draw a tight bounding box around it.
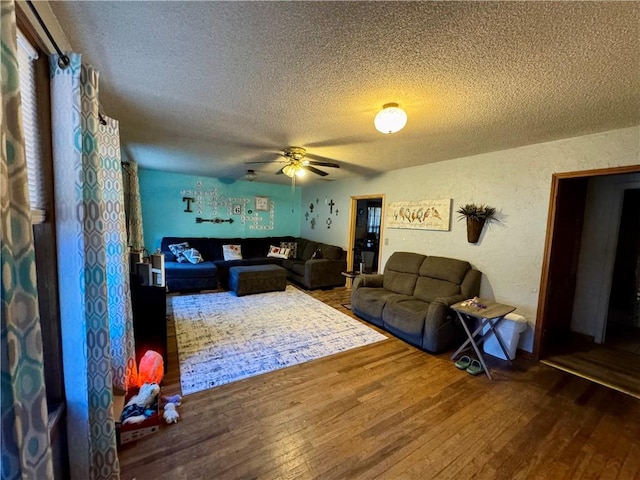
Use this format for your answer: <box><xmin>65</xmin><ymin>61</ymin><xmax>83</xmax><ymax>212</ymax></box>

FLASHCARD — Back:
<box><xmin>542</xmin><ymin>329</ymin><xmax>640</xmax><ymax>399</ymax></box>
<box><xmin>118</xmin><ymin>286</ymin><xmax>640</xmax><ymax>479</ymax></box>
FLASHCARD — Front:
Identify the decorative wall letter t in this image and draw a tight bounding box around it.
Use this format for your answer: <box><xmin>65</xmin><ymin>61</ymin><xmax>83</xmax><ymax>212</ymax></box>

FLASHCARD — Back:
<box><xmin>328</xmin><ymin>199</ymin><xmax>335</xmax><ymax>214</ymax></box>
<box><xmin>183</xmin><ymin>197</ymin><xmax>195</xmax><ymax>212</ymax></box>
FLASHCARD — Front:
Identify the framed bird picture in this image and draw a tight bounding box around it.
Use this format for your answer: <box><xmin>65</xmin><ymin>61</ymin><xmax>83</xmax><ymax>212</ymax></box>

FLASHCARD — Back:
<box><xmin>387</xmin><ymin>199</ymin><xmax>451</xmax><ymax>231</ymax></box>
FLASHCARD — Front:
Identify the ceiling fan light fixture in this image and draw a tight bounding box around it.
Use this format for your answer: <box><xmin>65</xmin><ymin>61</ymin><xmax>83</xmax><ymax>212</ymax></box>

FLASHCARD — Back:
<box><xmin>244</xmin><ymin>169</ymin><xmax>257</xmax><ymax>182</ymax></box>
<box><xmin>282</xmin><ymin>164</ymin><xmax>296</xmax><ymax>177</ymax></box>
<box><xmin>374</xmin><ymin>102</ymin><xmax>407</xmax><ymax>134</ymax></box>
<box><xmin>295</xmin><ymin>166</ymin><xmax>306</xmax><ymax>177</ymax></box>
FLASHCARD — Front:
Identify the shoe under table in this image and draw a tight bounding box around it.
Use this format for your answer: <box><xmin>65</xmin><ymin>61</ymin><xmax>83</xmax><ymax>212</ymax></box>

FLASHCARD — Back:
<box><xmin>228</xmin><ymin>264</ymin><xmax>287</xmax><ymax>297</ymax></box>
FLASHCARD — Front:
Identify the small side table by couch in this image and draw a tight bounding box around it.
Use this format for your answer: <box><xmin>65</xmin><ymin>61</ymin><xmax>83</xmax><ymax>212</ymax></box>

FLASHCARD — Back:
<box><xmin>450</xmin><ymin>299</ymin><xmax>516</xmax><ymax>380</ymax></box>
<box><xmin>341</xmin><ymin>270</ymin><xmax>361</xmax><ymax>289</ymax></box>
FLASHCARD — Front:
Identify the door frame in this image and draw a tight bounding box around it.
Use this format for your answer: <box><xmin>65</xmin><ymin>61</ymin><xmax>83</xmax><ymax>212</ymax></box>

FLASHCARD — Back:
<box><xmin>347</xmin><ymin>194</ymin><xmax>386</xmax><ymax>273</ymax></box>
<box><xmin>534</xmin><ymin>164</ymin><xmax>640</xmax><ymax>359</ymax></box>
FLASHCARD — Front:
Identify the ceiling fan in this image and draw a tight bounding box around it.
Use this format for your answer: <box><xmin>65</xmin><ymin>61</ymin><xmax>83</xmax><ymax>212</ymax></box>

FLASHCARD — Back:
<box><xmin>246</xmin><ymin>146</ymin><xmax>340</xmax><ymax>179</ymax></box>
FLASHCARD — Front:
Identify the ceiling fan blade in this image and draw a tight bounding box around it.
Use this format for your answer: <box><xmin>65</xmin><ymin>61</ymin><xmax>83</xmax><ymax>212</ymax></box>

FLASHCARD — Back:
<box><xmin>305</xmin><ymin>165</ymin><xmax>329</xmax><ymax>177</ymax></box>
<box><xmin>275</xmin><ymin>166</ymin><xmax>286</xmax><ymax>175</ymax></box>
<box><xmin>245</xmin><ymin>160</ymin><xmax>288</xmax><ymax>164</ymax></box>
<box><xmin>306</xmin><ymin>152</ymin><xmax>343</xmax><ymax>164</ymax></box>
<box><xmin>307</xmin><ymin>160</ymin><xmax>340</xmax><ymax>168</ymax></box>
<box><xmin>305</xmin><ymin>136</ymin><xmax>373</xmax><ymax>148</ymax></box>
<box><xmin>244</xmin><ymin>152</ymin><xmax>287</xmax><ymax>164</ymax></box>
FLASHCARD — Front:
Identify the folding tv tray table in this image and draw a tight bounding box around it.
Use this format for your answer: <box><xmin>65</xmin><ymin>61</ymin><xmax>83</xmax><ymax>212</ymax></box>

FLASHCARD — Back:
<box><xmin>450</xmin><ymin>298</ymin><xmax>516</xmax><ymax>379</ymax></box>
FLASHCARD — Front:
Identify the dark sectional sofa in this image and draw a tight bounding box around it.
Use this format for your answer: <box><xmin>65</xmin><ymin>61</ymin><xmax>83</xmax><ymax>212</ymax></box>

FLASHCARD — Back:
<box><xmin>351</xmin><ymin>251</ymin><xmax>481</xmax><ymax>353</ymax></box>
<box><xmin>160</xmin><ymin>236</ymin><xmax>347</xmax><ymax>293</ymax></box>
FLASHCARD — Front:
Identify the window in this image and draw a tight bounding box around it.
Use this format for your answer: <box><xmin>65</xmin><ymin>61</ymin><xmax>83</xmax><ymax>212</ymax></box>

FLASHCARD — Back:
<box><xmin>15</xmin><ymin>16</ymin><xmax>68</xmax><ymax>476</ymax></box>
<box><xmin>15</xmin><ymin>25</ymin><xmax>64</xmax><ymax>406</ymax></box>
<box><xmin>367</xmin><ymin>206</ymin><xmax>381</xmax><ymax>236</ymax></box>
<box><xmin>16</xmin><ymin>28</ymin><xmax>45</xmax><ymax>224</ymax></box>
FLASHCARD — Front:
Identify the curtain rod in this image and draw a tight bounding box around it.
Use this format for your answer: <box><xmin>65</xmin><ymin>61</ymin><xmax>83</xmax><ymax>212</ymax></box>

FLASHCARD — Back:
<box><xmin>25</xmin><ymin>0</ymin><xmax>69</xmax><ymax>69</ymax></box>
<box><xmin>25</xmin><ymin>0</ymin><xmax>108</xmax><ymax>125</ymax></box>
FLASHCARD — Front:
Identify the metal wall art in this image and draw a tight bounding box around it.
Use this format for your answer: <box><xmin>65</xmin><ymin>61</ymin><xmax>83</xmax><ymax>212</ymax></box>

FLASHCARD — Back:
<box><xmin>180</xmin><ymin>182</ymin><xmax>274</xmax><ymax>230</ymax></box>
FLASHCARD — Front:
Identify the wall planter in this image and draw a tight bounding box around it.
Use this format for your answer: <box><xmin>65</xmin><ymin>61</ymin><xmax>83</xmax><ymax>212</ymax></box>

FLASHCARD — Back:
<box><xmin>457</xmin><ymin>204</ymin><xmax>498</xmax><ymax>243</ymax></box>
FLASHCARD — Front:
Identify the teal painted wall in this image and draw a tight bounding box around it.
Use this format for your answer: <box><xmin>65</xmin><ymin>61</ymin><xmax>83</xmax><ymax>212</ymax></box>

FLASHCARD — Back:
<box><xmin>139</xmin><ymin>168</ymin><xmax>301</xmax><ymax>250</ymax></box>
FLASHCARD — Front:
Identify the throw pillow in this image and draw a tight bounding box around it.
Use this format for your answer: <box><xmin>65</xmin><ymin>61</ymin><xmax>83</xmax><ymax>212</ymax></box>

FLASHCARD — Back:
<box><xmin>168</xmin><ymin>242</ymin><xmax>190</xmax><ymax>263</ymax></box>
<box><xmin>182</xmin><ymin>248</ymin><xmax>203</xmax><ymax>264</ymax></box>
<box><xmin>311</xmin><ymin>248</ymin><xmax>323</xmax><ymax>259</ymax></box>
<box><xmin>280</xmin><ymin>241</ymin><xmax>298</xmax><ymax>259</ymax></box>
<box><xmin>222</xmin><ymin>244</ymin><xmax>243</xmax><ymax>261</ymax></box>
<box><xmin>267</xmin><ymin>245</ymin><xmax>290</xmax><ymax>259</ymax></box>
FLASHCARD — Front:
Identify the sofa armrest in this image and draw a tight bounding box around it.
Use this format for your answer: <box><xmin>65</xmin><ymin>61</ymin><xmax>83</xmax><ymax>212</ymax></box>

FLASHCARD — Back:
<box><xmin>431</xmin><ymin>294</ymin><xmax>466</xmax><ymax>308</ymax></box>
<box><xmin>423</xmin><ymin>295</ymin><xmax>467</xmax><ymax>353</ymax></box>
<box><xmin>352</xmin><ymin>273</ymin><xmax>384</xmax><ymax>291</ymax></box>
<box><xmin>304</xmin><ymin>258</ymin><xmax>347</xmax><ymax>288</ymax></box>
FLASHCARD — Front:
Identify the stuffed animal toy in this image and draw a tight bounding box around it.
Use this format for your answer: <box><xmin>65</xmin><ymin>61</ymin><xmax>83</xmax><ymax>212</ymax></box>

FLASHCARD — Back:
<box><xmin>162</xmin><ymin>394</ymin><xmax>182</xmax><ymax>407</ymax></box>
<box><xmin>125</xmin><ymin>383</ymin><xmax>160</xmax><ymax>409</ymax></box>
<box><xmin>121</xmin><ymin>383</ymin><xmax>160</xmax><ymax>424</ymax></box>
<box><xmin>163</xmin><ymin>403</ymin><xmax>179</xmax><ymax>424</ymax></box>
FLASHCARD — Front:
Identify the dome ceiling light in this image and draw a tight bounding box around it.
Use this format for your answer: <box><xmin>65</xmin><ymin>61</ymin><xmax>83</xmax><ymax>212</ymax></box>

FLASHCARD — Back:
<box><xmin>374</xmin><ymin>103</ymin><xmax>407</xmax><ymax>134</ymax></box>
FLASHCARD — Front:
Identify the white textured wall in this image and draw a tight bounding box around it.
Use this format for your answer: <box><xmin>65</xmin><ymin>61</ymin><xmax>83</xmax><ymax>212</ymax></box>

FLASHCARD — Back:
<box><xmin>300</xmin><ymin>127</ymin><xmax>640</xmax><ymax>352</ymax></box>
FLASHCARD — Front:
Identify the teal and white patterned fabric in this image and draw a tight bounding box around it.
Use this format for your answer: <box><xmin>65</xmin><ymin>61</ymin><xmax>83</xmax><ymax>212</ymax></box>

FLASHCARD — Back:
<box><xmin>182</xmin><ymin>247</ymin><xmax>203</xmax><ymax>264</ymax></box>
<box><xmin>50</xmin><ymin>52</ymin><xmax>121</xmax><ymax>479</ymax></box>
<box><xmin>99</xmin><ymin>116</ymin><xmax>137</xmax><ymax>392</ymax></box>
<box><xmin>1</xmin><ymin>1</ymin><xmax>54</xmax><ymax>478</ymax></box>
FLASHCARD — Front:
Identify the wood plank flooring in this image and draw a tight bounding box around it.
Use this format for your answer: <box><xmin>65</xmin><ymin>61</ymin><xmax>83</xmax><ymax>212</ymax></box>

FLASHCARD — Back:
<box><xmin>542</xmin><ymin>332</ymin><xmax>640</xmax><ymax>399</ymax></box>
<box><xmin>118</xmin><ymin>286</ymin><xmax>640</xmax><ymax>480</ymax></box>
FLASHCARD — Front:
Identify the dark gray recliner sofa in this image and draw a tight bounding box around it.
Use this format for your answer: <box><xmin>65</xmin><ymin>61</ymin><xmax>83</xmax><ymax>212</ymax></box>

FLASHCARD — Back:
<box><xmin>351</xmin><ymin>251</ymin><xmax>481</xmax><ymax>353</ymax></box>
<box><xmin>160</xmin><ymin>236</ymin><xmax>346</xmax><ymax>293</ymax></box>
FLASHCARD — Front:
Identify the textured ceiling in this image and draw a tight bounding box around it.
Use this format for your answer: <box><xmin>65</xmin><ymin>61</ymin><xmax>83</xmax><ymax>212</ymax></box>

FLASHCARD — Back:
<box><xmin>49</xmin><ymin>1</ymin><xmax>640</xmax><ymax>185</ymax></box>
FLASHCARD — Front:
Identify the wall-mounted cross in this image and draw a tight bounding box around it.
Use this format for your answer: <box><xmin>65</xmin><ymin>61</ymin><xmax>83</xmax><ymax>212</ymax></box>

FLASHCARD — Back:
<box><xmin>328</xmin><ymin>199</ymin><xmax>335</xmax><ymax>214</ymax></box>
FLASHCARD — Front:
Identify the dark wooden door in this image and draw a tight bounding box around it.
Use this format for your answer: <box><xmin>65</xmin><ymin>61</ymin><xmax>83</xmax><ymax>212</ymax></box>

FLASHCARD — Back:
<box><xmin>535</xmin><ymin>177</ymin><xmax>588</xmax><ymax>357</ymax></box>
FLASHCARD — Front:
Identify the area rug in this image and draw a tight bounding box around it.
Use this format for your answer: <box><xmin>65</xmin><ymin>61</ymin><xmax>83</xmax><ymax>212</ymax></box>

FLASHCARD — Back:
<box><xmin>172</xmin><ymin>285</ymin><xmax>387</xmax><ymax>395</ymax></box>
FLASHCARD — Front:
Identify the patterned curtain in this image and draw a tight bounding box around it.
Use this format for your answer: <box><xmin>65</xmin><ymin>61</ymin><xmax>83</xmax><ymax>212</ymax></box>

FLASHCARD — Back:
<box><xmin>0</xmin><ymin>1</ymin><xmax>54</xmax><ymax>478</ymax></box>
<box><xmin>99</xmin><ymin>116</ymin><xmax>138</xmax><ymax>391</ymax></box>
<box><xmin>124</xmin><ymin>160</ymin><xmax>145</xmax><ymax>251</ymax></box>
<box><xmin>50</xmin><ymin>53</ymin><xmax>120</xmax><ymax>480</ymax></box>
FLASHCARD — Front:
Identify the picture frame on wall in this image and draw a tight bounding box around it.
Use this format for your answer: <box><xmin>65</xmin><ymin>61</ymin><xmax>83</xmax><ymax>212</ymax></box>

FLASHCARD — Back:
<box><xmin>386</xmin><ymin>198</ymin><xmax>452</xmax><ymax>231</ymax></box>
<box><xmin>255</xmin><ymin>195</ymin><xmax>270</xmax><ymax>212</ymax></box>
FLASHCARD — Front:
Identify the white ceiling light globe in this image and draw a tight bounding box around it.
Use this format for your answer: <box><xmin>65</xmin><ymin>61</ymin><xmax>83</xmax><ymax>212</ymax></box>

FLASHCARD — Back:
<box><xmin>374</xmin><ymin>103</ymin><xmax>407</xmax><ymax>134</ymax></box>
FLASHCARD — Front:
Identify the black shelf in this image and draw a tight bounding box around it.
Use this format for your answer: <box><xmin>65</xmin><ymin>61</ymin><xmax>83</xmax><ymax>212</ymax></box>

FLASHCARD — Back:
<box><xmin>130</xmin><ymin>279</ymin><xmax>167</xmax><ymax>368</ymax></box>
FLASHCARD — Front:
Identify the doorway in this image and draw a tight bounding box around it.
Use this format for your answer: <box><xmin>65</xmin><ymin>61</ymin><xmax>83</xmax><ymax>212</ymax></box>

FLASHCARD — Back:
<box><xmin>347</xmin><ymin>195</ymin><xmax>385</xmax><ymax>274</ymax></box>
<box><xmin>605</xmin><ymin>188</ymin><xmax>640</xmax><ymax>354</ymax></box>
<box><xmin>535</xmin><ymin>165</ymin><xmax>640</xmax><ymax>397</ymax></box>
